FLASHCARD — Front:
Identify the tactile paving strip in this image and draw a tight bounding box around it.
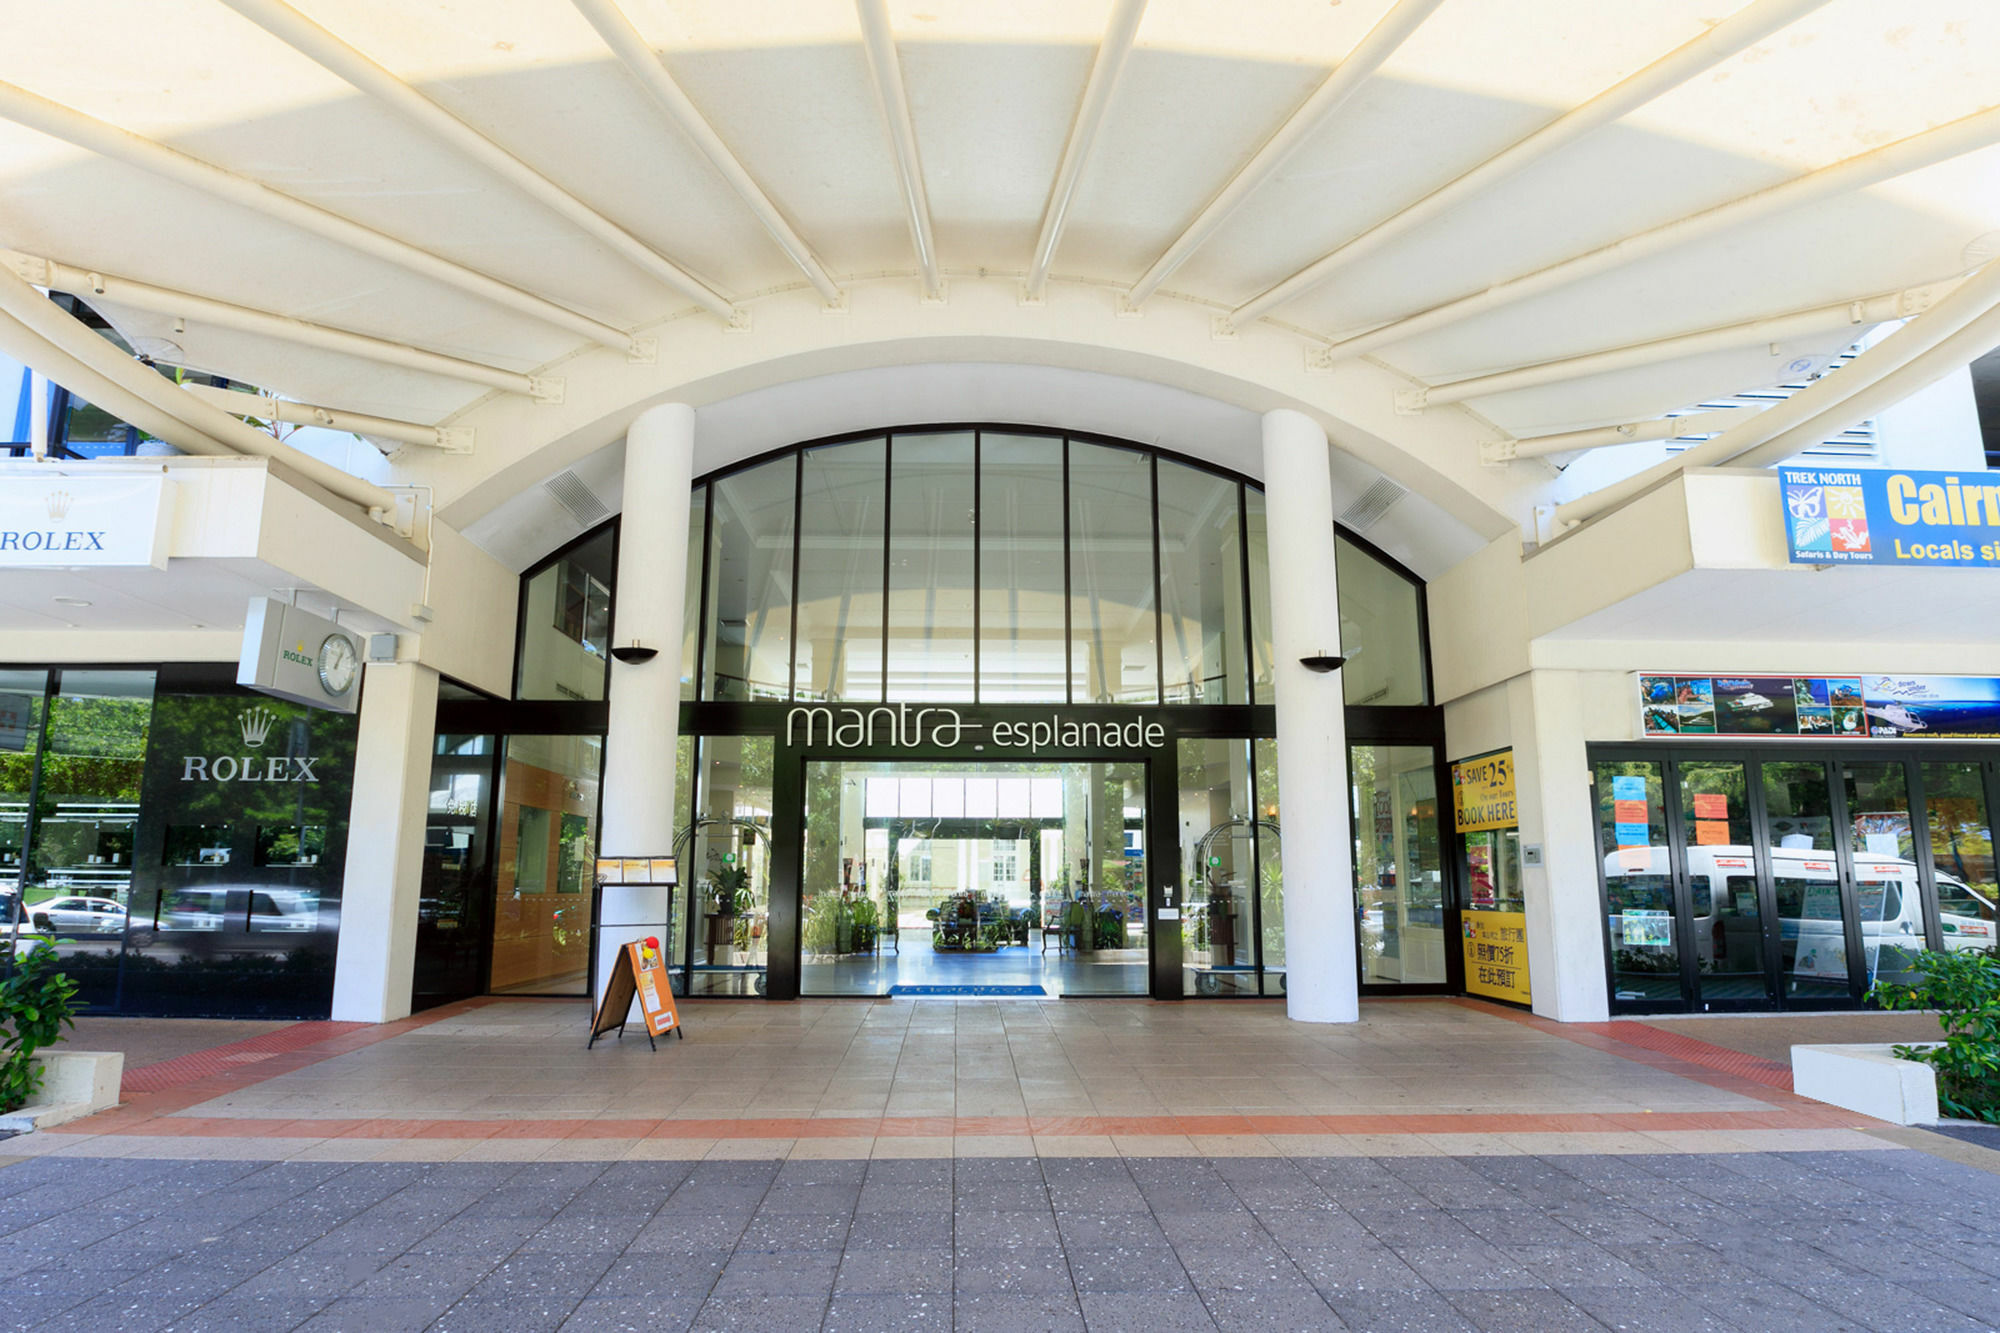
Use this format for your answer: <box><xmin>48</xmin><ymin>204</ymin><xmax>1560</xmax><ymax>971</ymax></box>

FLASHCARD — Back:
<box><xmin>120</xmin><ymin>1021</ymin><xmax>370</xmax><ymax>1094</ymax></box>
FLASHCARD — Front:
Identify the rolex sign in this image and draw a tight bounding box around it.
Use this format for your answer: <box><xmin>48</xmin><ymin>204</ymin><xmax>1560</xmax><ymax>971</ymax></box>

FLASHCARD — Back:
<box><xmin>0</xmin><ymin>474</ymin><xmax>169</xmax><ymax>567</ymax></box>
<box><xmin>238</xmin><ymin>597</ymin><xmax>362</xmax><ymax>714</ymax></box>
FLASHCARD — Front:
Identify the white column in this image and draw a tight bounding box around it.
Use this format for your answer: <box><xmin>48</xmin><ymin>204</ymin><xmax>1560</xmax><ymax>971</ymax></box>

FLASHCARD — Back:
<box><xmin>1515</xmin><ymin>669</ymin><xmax>1611</xmax><ymax>1021</ymax></box>
<box><xmin>595</xmin><ymin>402</ymin><xmax>697</xmax><ymax>1006</ymax></box>
<box><xmin>1261</xmin><ymin>408</ymin><xmax>1358</xmax><ymax>1023</ymax></box>
<box><xmin>331</xmin><ymin>661</ymin><xmax>440</xmax><ymax>1023</ymax></box>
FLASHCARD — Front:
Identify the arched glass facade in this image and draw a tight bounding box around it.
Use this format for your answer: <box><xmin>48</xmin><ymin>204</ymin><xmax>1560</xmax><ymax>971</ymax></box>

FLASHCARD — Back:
<box><xmin>476</xmin><ymin>426</ymin><xmax>1447</xmax><ymax>1007</ymax></box>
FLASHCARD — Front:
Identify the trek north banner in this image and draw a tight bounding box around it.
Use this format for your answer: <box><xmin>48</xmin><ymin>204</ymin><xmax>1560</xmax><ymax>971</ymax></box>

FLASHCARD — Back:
<box><xmin>1781</xmin><ymin>466</ymin><xmax>2000</xmax><ymax>567</ymax></box>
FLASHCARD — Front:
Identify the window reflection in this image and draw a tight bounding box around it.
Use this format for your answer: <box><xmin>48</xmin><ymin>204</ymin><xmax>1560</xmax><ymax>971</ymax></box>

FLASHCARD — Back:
<box><xmin>517</xmin><ymin>529</ymin><xmax>614</xmax><ymax>702</ymax></box>
<box><xmin>1353</xmin><ymin>745</ymin><xmax>1444</xmax><ymax>985</ymax></box>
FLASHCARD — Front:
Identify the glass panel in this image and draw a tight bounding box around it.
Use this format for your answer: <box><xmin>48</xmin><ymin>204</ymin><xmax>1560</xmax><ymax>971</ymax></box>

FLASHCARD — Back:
<box><xmin>1338</xmin><ymin>536</ymin><xmax>1427</xmax><ymax>706</ymax></box>
<box><xmin>1245</xmin><ymin>489</ymin><xmax>1274</xmax><ymax>705</ymax></box>
<box><xmin>1465</xmin><ymin>831</ymin><xmax>1522</xmax><ymax>912</ymax></box>
<box><xmin>491</xmin><ymin>734</ymin><xmax>602</xmax><ymax>994</ymax></box>
<box><xmin>980</xmin><ymin>433</ymin><xmax>1068</xmax><ymax>702</ymax></box>
<box><xmin>516</xmin><ymin>528</ymin><xmax>613</xmax><ymax>701</ymax></box>
<box><xmin>680</xmin><ymin>485</ymin><xmax>705</xmax><ymax>701</ymax></box>
<box><xmin>886</xmin><ymin>432</ymin><xmax>976</xmax><ymax>701</ymax></box>
<box><xmin>1255</xmin><ymin>739</ymin><xmax>1284</xmax><ymax>993</ymax></box>
<box><xmin>1923</xmin><ymin>762</ymin><xmax>1997</xmax><ymax>952</ymax></box>
<box><xmin>1678</xmin><ymin>760</ymin><xmax>1762</xmax><ymax>1002</ymax></box>
<box><xmin>1595</xmin><ymin>759</ymin><xmax>1680</xmax><ymax>1003</ymax></box>
<box><xmin>1178</xmin><ymin>737</ymin><xmax>1258</xmax><ymax>994</ymax></box>
<box><xmin>1158</xmin><ymin>465</ymin><xmax>1245</xmax><ymax>706</ymax></box>
<box><xmin>1353</xmin><ymin>745</ymin><xmax>1446</xmax><ymax>985</ymax></box>
<box><xmin>795</xmin><ymin>439</ymin><xmax>886</xmax><ymax>702</ymax></box>
<box><xmin>0</xmin><ymin>672</ymin><xmax>47</xmax><ymax>914</ymax></box>
<box><xmin>801</xmin><ymin>759</ymin><xmax>1147</xmax><ymax>997</ymax></box>
<box><xmin>25</xmin><ymin>671</ymin><xmax>153</xmax><ymax>1007</ymax></box>
<box><xmin>1844</xmin><ymin>761</ymin><xmax>1926</xmax><ymax>988</ymax></box>
<box><xmin>704</xmin><ymin>456</ymin><xmax>798</xmax><ymax>701</ymax></box>
<box><xmin>689</xmin><ymin>736</ymin><xmax>773</xmax><ymax>994</ymax></box>
<box><xmin>1761</xmin><ymin>760</ymin><xmax>1850</xmax><ymax>1000</ymax></box>
<box><xmin>414</xmin><ymin>734</ymin><xmax>496</xmax><ymax>1008</ymax></box>
<box><xmin>1069</xmin><ymin>441</ymin><xmax>1158</xmax><ymax>705</ymax></box>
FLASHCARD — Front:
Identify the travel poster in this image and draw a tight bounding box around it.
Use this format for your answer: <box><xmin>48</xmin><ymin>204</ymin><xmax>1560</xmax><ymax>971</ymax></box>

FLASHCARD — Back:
<box><xmin>1462</xmin><ymin>911</ymin><xmax>1531</xmax><ymax>1006</ymax></box>
<box><xmin>1640</xmin><ymin>674</ymin><xmax>2000</xmax><ymax>740</ymax></box>
<box><xmin>1782</xmin><ymin>466</ymin><xmax>2000</xmax><ymax>567</ymax></box>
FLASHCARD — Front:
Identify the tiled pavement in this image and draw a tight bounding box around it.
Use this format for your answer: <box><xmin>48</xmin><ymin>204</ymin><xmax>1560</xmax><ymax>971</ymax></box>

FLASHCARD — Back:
<box><xmin>5</xmin><ymin>1148</ymin><xmax>2000</xmax><ymax>1332</ymax></box>
<box><xmin>7</xmin><ymin>995</ymin><xmax>2000</xmax><ymax>1330</ymax></box>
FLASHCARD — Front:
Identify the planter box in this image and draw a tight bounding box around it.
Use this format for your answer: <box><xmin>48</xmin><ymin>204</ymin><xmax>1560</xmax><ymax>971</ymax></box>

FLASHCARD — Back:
<box><xmin>1791</xmin><ymin>1042</ymin><xmax>1941</xmax><ymax>1126</ymax></box>
<box><xmin>0</xmin><ymin>1049</ymin><xmax>124</xmax><ymax>1133</ymax></box>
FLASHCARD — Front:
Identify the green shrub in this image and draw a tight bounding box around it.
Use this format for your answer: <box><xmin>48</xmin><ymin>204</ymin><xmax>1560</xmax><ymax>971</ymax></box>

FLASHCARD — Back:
<box><xmin>0</xmin><ymin>944</ymin><xmax>81</xmax><ymax>1113</ymax></box>
<box><xmin>1868</xmin><ymin>947</ymin><xmax>2000</xmax><ymax>1123</ymax></box>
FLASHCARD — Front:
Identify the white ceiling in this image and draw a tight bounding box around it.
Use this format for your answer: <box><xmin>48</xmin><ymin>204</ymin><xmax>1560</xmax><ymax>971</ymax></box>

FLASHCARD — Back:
<box><xmin>0</xmin><ymin>0</ymin><xmax>1995</xmax><ymax>565</ymax></box>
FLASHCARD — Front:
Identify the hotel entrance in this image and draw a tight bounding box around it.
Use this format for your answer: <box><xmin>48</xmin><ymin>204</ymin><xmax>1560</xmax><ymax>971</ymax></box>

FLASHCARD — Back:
<box><xmin>800</xmin><ymin>759</ymin><xmax>1150</xmax><ymax>996</ymax></box>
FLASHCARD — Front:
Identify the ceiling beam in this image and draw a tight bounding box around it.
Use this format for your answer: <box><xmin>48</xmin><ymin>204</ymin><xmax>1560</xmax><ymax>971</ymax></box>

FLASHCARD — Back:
<box><xmin>1229</xmin><ymin>0</ymin><xmax>1832</xmax><ymax>328</ymax></box>
<box><xmin>0</xmin><ymin>79</ymin><xmax>638</xmax><ymax>352</ymax></box>
<box><xmin>1317</xmin><ymin>101</ymin><xmax>2000</xmax><ymax>365</ymax></box>
<box><xmin>855</xmin><ymin>0</ymin><xmax>941</xmax><ymax>299</ymax></box>
<box><xmin>1555</xmin><ymin>258</ymin><xmax>2000</xmax><ymax>526</ymax></box>
<box><xmin>0</xmin><ymin>263</ymin><xmax>399</xmax><ymax>517</ymax></box>
<box><xmin>1123</xmin><ymin>0</ymin><xmax>1445</xmax><ymax>309</ymax></box>
<box><xmin>181</xmin><ymin>381</ymin><xmax>471</xmax><ymax>454</ymax></box>
<box><xmin>1026</xmin><ymin>0</ymin><xmax>1147</xmax><ymax>302</ymax></box>
<box><xmin>1408</xmin><ymin>278</ymin><xmax>1956</xmax><ymax>410</ymax></box>
<box><xmin>217</xmin><ymin>0</ymin><xmax>734</xmax><ymax>323</ymax></box>
<box><xmin>5</xmin><ymin>250</ymin><xmax>553</xmax><ymax>398</ymax></box>
<box><xmin>571</xmin><ymin>0</ymin><xmax>842</xmax><ymax>307</ymax></box>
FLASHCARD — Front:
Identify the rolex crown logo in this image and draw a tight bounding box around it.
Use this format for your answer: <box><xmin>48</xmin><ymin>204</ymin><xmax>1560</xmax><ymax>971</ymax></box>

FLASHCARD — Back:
<box><xmin>44</xmin><ymin>490</ymin><xmax>72</xmax><ymax>520</ymax></box>
<box><xmin>238</xmin><ymin>706</ymin><xmax>276</xmax><ymax>748</ymax></box>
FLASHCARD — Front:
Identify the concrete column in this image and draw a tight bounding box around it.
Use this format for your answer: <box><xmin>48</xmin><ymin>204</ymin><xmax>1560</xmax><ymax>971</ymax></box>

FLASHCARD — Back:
<box><xmin>331</xmin><ymin>661</ymin><xmax>440</xmax><ymax>1023</ymax></box>
<box><xmin>596</xmin><ymin>402</ymin><xmax>697</xmax><ymax>1006</ymax></box>
<box><xmin>1261</xmin><ymin>409</ymin><xmax>1358</xmax><ymax>1023</ymax></box>
<box><xmin>1516</xmin><ymin>670</ymin><xmax>1611</xmax><ymax>1021</ymax></box>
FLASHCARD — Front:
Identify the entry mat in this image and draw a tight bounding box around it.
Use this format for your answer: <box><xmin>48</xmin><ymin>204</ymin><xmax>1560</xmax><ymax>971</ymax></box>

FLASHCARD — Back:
<box><xmin>888</xmin><ymin>984</ymin><xmax>1049</xmax><ymax>997</ymax></box>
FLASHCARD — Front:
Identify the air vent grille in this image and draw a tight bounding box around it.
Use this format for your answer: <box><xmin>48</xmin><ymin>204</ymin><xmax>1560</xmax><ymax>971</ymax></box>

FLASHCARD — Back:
<box><xmin>543</xmin><ymin>469</ymin><xmax>610</xmax><ymax>527</ymax></box>
<box><xmin>1339</xmin><ymin>477</ymin><xmax>1407</xmax><ymax>532</ymax></box>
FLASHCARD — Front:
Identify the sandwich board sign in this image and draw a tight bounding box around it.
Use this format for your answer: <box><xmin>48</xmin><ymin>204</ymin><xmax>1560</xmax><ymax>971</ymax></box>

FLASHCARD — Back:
<box><xmin>588</xmin><ymin>937</ymin><xmax>682</xmax><ymax>1049</ymax></box>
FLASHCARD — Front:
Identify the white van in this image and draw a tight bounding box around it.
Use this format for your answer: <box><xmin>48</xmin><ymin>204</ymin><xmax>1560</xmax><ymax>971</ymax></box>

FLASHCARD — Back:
<box><xmin>1603</xmin><ymin>844</ymin><xmax>1995</xmax><ymax>988</ymax></box>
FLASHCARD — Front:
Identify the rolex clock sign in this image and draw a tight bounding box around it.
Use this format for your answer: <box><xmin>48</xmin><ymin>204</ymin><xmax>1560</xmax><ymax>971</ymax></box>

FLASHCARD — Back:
<box><xmin>238</xmin><ymin>597</ymin><xmax>362</xmax><ymax>714</ymax></box>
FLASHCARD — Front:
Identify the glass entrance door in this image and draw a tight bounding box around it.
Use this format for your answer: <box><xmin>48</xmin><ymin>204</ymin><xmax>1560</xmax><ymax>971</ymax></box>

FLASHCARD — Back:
<box><xmin>801</xmin><ymin>760</ymin><xmax>1148</xmax><ymax>996</ymax></box>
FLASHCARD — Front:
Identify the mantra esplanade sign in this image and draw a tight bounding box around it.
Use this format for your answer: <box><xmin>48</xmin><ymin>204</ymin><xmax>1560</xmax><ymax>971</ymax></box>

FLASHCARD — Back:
<box><xmin>786</xmin><ymin>703</ymin><xmax>1166</xmax><ymax>751</ymax></box>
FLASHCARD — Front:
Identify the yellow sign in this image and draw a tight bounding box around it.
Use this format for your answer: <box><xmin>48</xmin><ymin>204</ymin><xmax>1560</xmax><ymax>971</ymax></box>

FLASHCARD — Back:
<box><xmin>1463</xmin><ymin>910</ymin><xmax>1531</xmax><ymax>1005</ymax></box>
<box><xmin>1452</xmin><ymin>750</ymin><xmax>1516</xmax><ymax>832</ymax></box>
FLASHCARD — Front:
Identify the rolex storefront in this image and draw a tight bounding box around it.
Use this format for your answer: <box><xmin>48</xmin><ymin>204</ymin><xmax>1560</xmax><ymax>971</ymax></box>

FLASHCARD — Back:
<box><xmin>431</xmin><ymin>420</ymin><xmax>1451</xmax><ymax>1010</ymax></box>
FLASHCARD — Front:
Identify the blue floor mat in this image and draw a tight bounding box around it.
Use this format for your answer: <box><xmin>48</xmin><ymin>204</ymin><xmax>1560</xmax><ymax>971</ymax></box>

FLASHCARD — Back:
<box><xmin>887</xmin><ymin>984</ymin><xmax>1049</xmax><ymax>997</ymax></box>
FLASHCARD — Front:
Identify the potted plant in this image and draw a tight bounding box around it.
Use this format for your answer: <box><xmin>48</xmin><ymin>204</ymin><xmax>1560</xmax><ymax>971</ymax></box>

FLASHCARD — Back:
<box><xmin>706</xmin><ymin>859</ymin><xmax>751</xmax><ymax>964</ymax></box>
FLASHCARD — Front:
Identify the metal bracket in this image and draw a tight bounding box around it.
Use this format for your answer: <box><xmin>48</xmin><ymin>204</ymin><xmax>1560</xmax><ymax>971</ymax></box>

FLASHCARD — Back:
<box><xmin>1209</xmin><ymin>315</ymin><xmax>1237</xmax><ymax>341</ymax></box>
<box><xmin>1898</xmin><ymin>284</ymin><xmax>1945</xmax><ymax>317</ymax></box>
<box><xmin>1115</xmin><ymin>293</ymin><xmax>1144</xmax><ymax>319</ymax></box>
<box><xmin>529</xmin><ymin>376</ymin><xmax>565</xmax><ymax>405</ymax></box>
<box><xmin>823</xmin><ymin>288</ymin><xmax>851</xmax><ymax>314</ymax></box>
<box><xmin>627</xmin><ymin>337</ymin><xmax>657</xmax><ymax>364</ymax></box>
<box><xmin>725</xmin><ymin>307</ymin><xmax>753</xmax><ymax>333</ymax></box>
<box><xmin>1394</xmin><ymin>387</ymin><xmax>1428</xmax><ymax>414</ymax></box>
<box><xmin>1479</xmin><ymin>439</ymin><xmax>1519</xmax><ymax>466</ymax></box>
<box><xmin>435</xmin><ymin>426</ymin><xmax>475</xmax><ymax>455</ymax></box>
<box><xmin>920</xmin><ymin>281</ymin><xmax>950</xmax><ymax>307</ymax></box>
<box><xmin>1304</xmin><ymin>344</ymin><xmax>1335</xmax><ymax>374</ymax></box>
<box><xmin>1016</xmin><ymin>280</ymin><xmax>1044</xmax><ymax>308</ymax></box>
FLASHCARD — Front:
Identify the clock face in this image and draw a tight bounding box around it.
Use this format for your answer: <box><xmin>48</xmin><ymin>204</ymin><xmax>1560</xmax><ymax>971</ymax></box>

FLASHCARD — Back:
<box><xmin>317</xmin><ymin>633</ymin><xmax>358</xmax><ymax>695</ymax></box>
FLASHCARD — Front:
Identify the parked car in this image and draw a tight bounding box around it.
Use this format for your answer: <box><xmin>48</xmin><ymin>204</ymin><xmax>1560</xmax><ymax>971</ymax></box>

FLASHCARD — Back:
<box><xmin>28</xmin><ymin>895</ymin><xmax>128</xmax><ymax>936</ymax></box>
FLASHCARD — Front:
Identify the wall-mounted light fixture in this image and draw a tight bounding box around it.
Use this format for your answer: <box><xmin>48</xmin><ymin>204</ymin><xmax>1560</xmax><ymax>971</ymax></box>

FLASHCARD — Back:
<box><xmin>1298</xmin><ymin>653</ymin><xmax>1346</xmax><ymax>673</ymax></box>
<box><xmin>610</xmin><ymin>642</ymin><xmax>659</xmax><ymax>664</ymax></box>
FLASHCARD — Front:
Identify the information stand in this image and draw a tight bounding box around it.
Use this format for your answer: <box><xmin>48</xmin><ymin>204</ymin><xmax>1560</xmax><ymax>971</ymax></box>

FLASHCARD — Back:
<box><xmin>588</xmin><ymin>856</ymin><xmax>682</xmax><ymax>1050</ymax></box>
<box><xmin>588</xmin><ymin>937</ymin><xmax>682</xmax><ymax>1049</ymax></box>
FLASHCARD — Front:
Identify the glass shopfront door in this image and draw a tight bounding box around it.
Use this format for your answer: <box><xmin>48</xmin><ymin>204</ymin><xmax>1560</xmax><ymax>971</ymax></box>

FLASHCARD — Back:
<box><xmin>1593</xmin><ymin>747</ymin><xmax>1996</xmax><ymax>1013</ymax></box>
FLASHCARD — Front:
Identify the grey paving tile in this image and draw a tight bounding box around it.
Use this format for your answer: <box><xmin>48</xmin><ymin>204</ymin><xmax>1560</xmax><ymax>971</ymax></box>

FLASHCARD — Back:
<box><xmin>1284</xmin><ymin>1241</ymin><xmax>1429</xmax><ymax>1295</ymax></box>
<box><xmin>1076</xmin><ymin>1290</ymin><xmax>1223</xmax><ymax>1332</ymax></box>
<box><xmin>952</xmin><ymin>1244</ymin><xmax>1074</xmax><ymax>1294</ymax></box>
<box><xmin>1389</xmin><ymin>1241</ymin><xmax>1543</xmax><ymax>1291</ymax></box>
<box><xmin>464</xmin><ymin>1252</ymin><xmax>619</xmax><ymax>1303</ymax></box>
<box><xmin>588</xmin><ymin>1250</ymin><xmax>727</xmax><ymax>1298</ymax></box>
<box><xmin>1789</xmin><ymin>1278</ymin><xmax>1993</xmax><ymax>1333</ymax></box>
<box><xmin>954</xmin><ymin>1206</ymin><xmax>1062</xmax><ymax>1246</ymax></box>
<box><xmin>292</xmin><ymin>1296</ymin><xmax>452</xmax><ymax>1332</ymax></box>
<box><xmin>840</xmin><ymin>1209</ymin><xmax>953</xmax><ymax>1250</ymax></box>
<box><xmin>1681</xmin><ymin>1280</ymin><xmax>1873</xmax><ymax>1333</ymax></box>
<box><xmin>1065</xmin><ymin>1242</ymin><xmax>1194</xmax><ymax>1293</ymax></box>
<box><xmin>1325</xmin><ymin>1288</ymin><xmax>1477</xmax><ymax>1333</ymax></box>
<box><xmin>689</xmin><ymin>1293</ymin><xmax>832</xmax><ymax>1331</ymax></box>
<box><xmin>559</xmin><ymin>1296</ymin><xmax>701</xmax><ymax>1332</ymax></box>
<box><xmin>821</xmin><ymin>1291</ymin><xmax>953</xmax><ymax>1331</ymax></box>
<box><xmin>708</xmin><ymin>1249</ymin><xmax>840</xmax><ymax>1298</ymax></box>
<box><xmin>1444</xmin><ymin>1287</ymin><xmax>1605</xmax><ymax>1333</ymax></box>
<box><xmin>434</xmin><ymin>1295</ymin><xmax>586</xmax><ymax>1333</ymax></box>
<box><xmin>1559</xmin><ymin>1281</ymin><xmax>1747</xmax><ymax>1333</ymax></box>
<box><xmin>834</xmin><ymin>1244</ymin><xmax>952</xmax><ymax>1294</ymax></box>
<box><xmin>953</xmin><ymin>1290</ymin><xmax>1086</xmax><ymax>1332</ymax></box>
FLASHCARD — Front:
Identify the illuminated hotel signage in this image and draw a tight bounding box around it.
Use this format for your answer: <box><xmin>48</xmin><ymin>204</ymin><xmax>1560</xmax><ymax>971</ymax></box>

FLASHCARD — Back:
<box><xmin>786</xmin><ymin>703</ymin><xmax>1167</xmax><ymax>751</ymax></box>
<box><xmin>1782</xmin><ymin>466</ymin><xmax>2000</xmax><ymax>567</ymax></box>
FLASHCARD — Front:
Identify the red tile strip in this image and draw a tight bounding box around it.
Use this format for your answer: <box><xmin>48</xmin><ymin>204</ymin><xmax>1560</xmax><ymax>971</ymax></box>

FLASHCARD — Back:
<box><xmin>120</xmin><ymin>1021</ymin><xmax>375</xmax><ymax>1094</ymax></box>
<box><xmin>1448</xmin><ymin>998</ymin><xmax>1799</xmax><ymax>1100</ymax></box>
<box><xmin>47</xmin><ymin>1106</ymin><xmax>1869</xmax><ymax>1141</ymax></box>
